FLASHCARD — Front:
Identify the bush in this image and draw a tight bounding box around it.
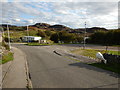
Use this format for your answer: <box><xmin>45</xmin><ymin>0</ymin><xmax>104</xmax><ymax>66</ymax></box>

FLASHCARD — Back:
<box><xmin>50</xmin><ymin>31</ymin><xmax>77</xmax><ymax>43</ymax></box>
<box><xmin>88</xmin><ymin>30</ymin><xmax>120</xmax><ymax>45</ymax></box>
<box><xmin>2</xmin><ymin>40</ymin><xmax>10</xmax><ymax>50</ymax></box>
<box><xmin>50</xmin><ymin>33</ymin><xmax>59</xmax><ymax>43</ymax></box>
<box><xmin>37</xmin><ymin>30</ymin><xmax>46</xmax><ymax>37</ymax></box>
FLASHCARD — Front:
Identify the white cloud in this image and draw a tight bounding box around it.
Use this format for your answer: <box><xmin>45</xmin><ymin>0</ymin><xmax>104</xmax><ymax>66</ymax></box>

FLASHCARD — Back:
<box><xmin>1</xmin><ymin>0</ymin><xmax>120</xmax><ymax>2</ymax></box>
<box><xmin>0</xmin><ymin>0</ymin><xmax>8</xmax><ymax>2</ymax></box>
<box><xmin>0</xmin><ymin>2</ymin><xmax>118</xmax><ymax>29</ymax></box>
<box><xmin>50</xmin><ymin>2</ymin><xmax>118</xmax><ymax>29</ymax></box>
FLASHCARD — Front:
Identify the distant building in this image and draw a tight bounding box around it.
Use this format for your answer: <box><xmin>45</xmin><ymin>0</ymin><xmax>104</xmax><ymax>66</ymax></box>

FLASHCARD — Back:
<box><xmin>22</xmin><ymin>36</ymin><xmax>42</xmax><ymax>42</ymax></box>
<box><xmin>38</xmin><ymin>39</ymin><xmax>47</xmax><ymax>44</ymax></box>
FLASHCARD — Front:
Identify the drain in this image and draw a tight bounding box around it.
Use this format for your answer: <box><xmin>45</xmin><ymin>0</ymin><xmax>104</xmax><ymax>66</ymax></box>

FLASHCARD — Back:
<box><xmin>29</xmin><ymin>73</ymin><xmax>31</xmax><ymax>79</ymax></box>
<box><xmin>53</xmin><ymin>50</ymin><xmax>62</xmax><ymax>56</ymax></box>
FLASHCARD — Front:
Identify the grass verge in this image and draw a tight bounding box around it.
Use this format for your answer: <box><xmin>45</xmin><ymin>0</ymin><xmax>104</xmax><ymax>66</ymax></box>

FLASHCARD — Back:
<box><xmin>27</xmin><ymin>43</ymin><xmax>83</xmax><ymax>46</ymax></box>
<box><xmin>1</xmin><ymin>52</ymin><xmax>14</xmax><ymax>64</ymax></box>
<box><xmin>71</xmin><ymin>49</ymin><xmax>120</xmax><ymax>59</ymax></box>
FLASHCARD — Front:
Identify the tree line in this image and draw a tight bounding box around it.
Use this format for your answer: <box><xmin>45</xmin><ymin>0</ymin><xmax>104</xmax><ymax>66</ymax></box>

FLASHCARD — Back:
<box><xmin>38</xmin><ymin>30</ymin><xmax>83</xmax><ymax>43</ymax></box>
<box><xmin>3</xmin><ymin>25</ymin><xmax>119</xmax><ymax>45</ymax></box>
<box><xmin>88</xmin><ymin>30</ymin><xmax>120</xmax><ymax>45</ymax></box>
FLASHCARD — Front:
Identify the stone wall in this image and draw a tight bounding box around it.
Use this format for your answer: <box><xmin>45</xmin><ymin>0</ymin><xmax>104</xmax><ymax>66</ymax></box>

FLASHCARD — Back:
<box><xmin>103</xmin><ymin>53</ymin><xmax>120</xmax><ymax>63</ymax></box>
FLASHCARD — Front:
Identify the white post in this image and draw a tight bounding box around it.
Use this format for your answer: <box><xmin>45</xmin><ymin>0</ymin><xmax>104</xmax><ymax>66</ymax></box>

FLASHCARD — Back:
<box><xmin>1</xmin><ymin>27</ymin><xmax>4</xmax><ymax>37</ymax></box>
<box><xmin>7</xmin><ymin>23</ymin><xmax>11</xmax><ymax>50</ymax></box>
<box><xmin>27</xmin><ymin>25</ymin><xmax>29</xmax><ymax>43</ymax></box>
<box><xmin>26</xmin><ymin>19</ymin><xmax>33</xmax><ymax>43</ymax></box>
<box><xmin>83</xmin><ymin>21</ymin><xmax>86</xmax><ymax>49</ymax></box>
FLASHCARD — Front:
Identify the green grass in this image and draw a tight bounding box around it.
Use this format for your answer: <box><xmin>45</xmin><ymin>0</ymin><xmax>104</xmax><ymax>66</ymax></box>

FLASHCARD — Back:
<box><xmin>89</xmin><ymin>63</ymin><xmax>120</xmax><ymax>74</ymax></box>
<box><xmin>27</xmin><ymin>42</ymin><xmax>76</xmax><ymax>46</ymax></box>
<box><xmin>1</xmin><ymin>52</ymin><xmax>14</xmax><ymax>64</ymax></box>
<box><xmin>108</xmin><ymin>50</ymin><xmax>120</xmax><ymax>55</ymax></box>
<box><xmin>71</xmin><ymin>49</ymin><xmax>120</xmax><ymax>59</ymax></box>
<box><xmin>4</xmin><ymin>31</ymin><xmax>26</xmax><ymax>38</ymax></box>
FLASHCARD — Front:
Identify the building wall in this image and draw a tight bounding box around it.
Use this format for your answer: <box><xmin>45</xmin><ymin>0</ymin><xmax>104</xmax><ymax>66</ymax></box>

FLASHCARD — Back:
<box><xmin>22</xmin><ymin>36</ymin><xmax>42</xmax><ymax>42</ymax></box>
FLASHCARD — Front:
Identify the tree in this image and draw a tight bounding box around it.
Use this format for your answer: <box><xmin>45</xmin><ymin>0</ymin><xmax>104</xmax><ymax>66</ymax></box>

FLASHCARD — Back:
<box><xmin>75</xmin><ymin>35</ymin><xmax>83</xmax><ymax>43</ymax></box>
<box><xmin>45</xmin><ymin>30</ymin><xmax>52</xmax><ymax>36</ymax></box>
<box><xmin>112</xmin><ymin>30</ymin><xmax>120</xmax><ymax>45</ymax></box>
<box><xmin>88</xmin><ymin>31</ymin><xmax>106</xmax><ymax>44</ymax></box>
<box><xmin>37</xmin><ymin>30</ymin><xmax>46</xmax><ymax>37</ymax></box>
<box><xmin>50</xmin><ymin>33</ymin><xmax>59</xmax><ymax>43</ymax></box>
<box><xmin>58</xmin><ymin>31</ymin><xmax>76</xmax><ymax>43</ymax></box>
<box><xmin>88</xmin><ymin>30</ymin><xmax>120</xmax><ymax>46</ymax></box>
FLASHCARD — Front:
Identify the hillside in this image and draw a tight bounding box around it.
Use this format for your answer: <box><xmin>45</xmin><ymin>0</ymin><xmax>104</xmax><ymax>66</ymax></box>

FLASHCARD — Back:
<box><xmin>48</xmin><ymin>24</ymin><xmax>73</xmax><ymax>31</ymax></box>
<box><xmin>71</xmin><ymin>27</ymin><xmax>108</xmax><ymax>33</ymax></box>
<box><xmin>0</xmin><ymin>23</ymin><xmax>108</xmax><ymax>33</ymax></box>
<box><xmin>30</xmin><ymin>23</ymin><xmax>50</xmax><ymax>29</ymax></box>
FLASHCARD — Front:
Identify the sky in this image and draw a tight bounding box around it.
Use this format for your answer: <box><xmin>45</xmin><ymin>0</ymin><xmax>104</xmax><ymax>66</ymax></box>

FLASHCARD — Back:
<box><xmin>0</xmin><ymin>0</ymin><xmax>119</xmax><ymax>29</ymax></box>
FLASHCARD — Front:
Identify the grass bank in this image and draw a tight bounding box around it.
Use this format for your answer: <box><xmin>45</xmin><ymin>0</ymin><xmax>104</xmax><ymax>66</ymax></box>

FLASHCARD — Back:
<box><xmin>1</xmin><ymin>52</ymin><xmax>14</xmax><ymax>64</ymax></box>
<box><xmin>27</xmin><ymin>42</ymin><xmax>83</xmax><ymax>46</ymax></box>
<box><xmin>71</xmin><ymin>49</ymin><xmax>120</xmax><ymax>59</ymax></box>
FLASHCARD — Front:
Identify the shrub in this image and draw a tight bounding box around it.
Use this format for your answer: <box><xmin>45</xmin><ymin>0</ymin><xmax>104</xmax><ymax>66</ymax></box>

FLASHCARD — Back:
<box><xmin>2</xmin><ymin>40</ymin><xmax>10</xmax><ymax>50</ymax></box>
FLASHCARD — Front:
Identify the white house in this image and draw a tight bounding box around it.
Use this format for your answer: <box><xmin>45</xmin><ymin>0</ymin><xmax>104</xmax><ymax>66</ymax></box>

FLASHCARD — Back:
<box><xmin>22</xmin><ymin>36</ymin><xmax>42</xmax><ymax>42</ymax></box>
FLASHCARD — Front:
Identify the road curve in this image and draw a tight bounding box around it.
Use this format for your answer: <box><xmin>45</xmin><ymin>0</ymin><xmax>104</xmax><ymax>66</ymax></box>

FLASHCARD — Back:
<box><xmin>13</xmin><ymin>44</ymin><xmax>119</xmax><ymax>88</ymax></box>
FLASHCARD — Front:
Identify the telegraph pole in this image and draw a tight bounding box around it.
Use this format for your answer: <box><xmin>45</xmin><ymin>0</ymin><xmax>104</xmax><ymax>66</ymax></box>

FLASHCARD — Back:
<box><xmin>27</xmin><ymin>25</ymin><xmax>29</xmax><ymax>43</ymax></box>
<box><xmin>7</xmin><ymin>23</ymin><xmax>11</xmax><ymax>50</ymax></box>
<box><xmin>26</xmin><ymin>19</ymin><xmax>33</xmax><ymax>43</ymax></box>
<box><xmin>83</xmin><ymin>21</ymin><xmax>86</xmax><ymax>49</ymax></box>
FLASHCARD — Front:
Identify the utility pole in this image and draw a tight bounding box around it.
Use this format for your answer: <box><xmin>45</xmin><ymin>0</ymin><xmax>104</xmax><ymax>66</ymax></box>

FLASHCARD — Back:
<box><xmin>26</xmin><ymin>19</ymin><xmax>33</xmax><ymax>43</ymax></box>
<box><xmin>7</xmin><ymin>23</ymin><xmax>11</xmax><ymax>50</ymax></box>
<box><xmin>1</xmin><ymin>27</ymin><xmax>4</xmax><ymax>37</ymax></box>
<box><xmin>83</xmin><ymin>21</ymin><xmax>86</xmax><ymax>49</ymax></box>
<box><xmin>27</xmin><ymin>25</ymin><xmax>29</xmax><ymax>43</ymax></box>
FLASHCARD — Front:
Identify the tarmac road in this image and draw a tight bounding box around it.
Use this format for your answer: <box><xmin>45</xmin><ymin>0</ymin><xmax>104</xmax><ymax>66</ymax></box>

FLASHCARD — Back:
<box><xmin>13</xmin><ymin>44</ymin><xmax>119</xmax><ymax>88</ymax></box>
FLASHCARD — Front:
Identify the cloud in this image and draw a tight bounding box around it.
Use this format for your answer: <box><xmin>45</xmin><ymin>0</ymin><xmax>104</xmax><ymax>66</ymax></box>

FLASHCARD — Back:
<box><xmin>1</xmin><ymin>0</ymin><xmax>8</xmax><ymax>2</ymax></box>
<box><xmin>2</xmin><ymin>0</ymin><xmax>120</xmax><ymax>2</ymax></box>
<box><xmin>49</xmin><ymin>2</ymin><xmax>118</xmax><ymax>28</ymax></box>
<box><xmin>0</xmin><ymin>2</ymin><xmax>118</xmax><ymax>29</ymax></box>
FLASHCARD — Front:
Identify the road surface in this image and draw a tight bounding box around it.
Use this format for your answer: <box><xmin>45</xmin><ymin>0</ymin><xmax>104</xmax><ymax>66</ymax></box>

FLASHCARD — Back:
<box><xmin>13</xmin><ymin>44</ymin><xmax>119</xmax><ymax>88</ymax></box>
